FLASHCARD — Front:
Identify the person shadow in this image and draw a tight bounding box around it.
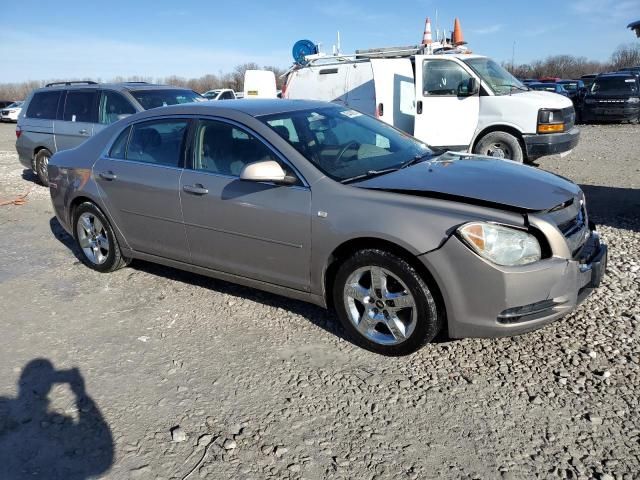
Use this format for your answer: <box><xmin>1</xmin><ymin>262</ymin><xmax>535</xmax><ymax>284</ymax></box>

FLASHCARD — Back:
<box><xmin>0</xmin><ymin>359</ymin><xmax>114</xmax><ymax>480</ymax></box>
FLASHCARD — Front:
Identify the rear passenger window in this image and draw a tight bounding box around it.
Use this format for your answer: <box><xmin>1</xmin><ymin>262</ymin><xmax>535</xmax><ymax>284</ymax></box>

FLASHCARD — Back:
<box><xmin>126</xmin><ymin>120</ymin><xmax>188</xmax><ymax>167</ymax></box>
<box><xmin>109</xmin><ymin>126</ymin><xmax>131</xmax><ymax>159</ymax></box>
<box><xmin>26</xmin><ymin>91</ymin><xmax>62</xmax><ymax>119</ymax></box>
<box><xmin>63</xmin><ymin>91</ymin><xmax>98</xmax><ymax>123</ymax></box>
<box><xmin>193</xmin><ymin>120</ymin><xmax>279</xmax><ymax>176</ymax></box>
<box><xmin>99</xmin><ymin>91</ymin><xmax>136</xmax><ymax>124</ymax></box>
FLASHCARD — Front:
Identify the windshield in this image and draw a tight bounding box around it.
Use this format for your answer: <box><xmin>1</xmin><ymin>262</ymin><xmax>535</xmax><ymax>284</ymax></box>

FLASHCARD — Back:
<box><xmin>7</xmin><ymin>101</ymin><xmax>23</xmax><ymax>108</ymax></box>
<box><xmin>130</xmin><ymin>89</ymin><xmax>205</xmax><ymax>110</ymax></box>
<box><xmin>591</xmin><ymin>77</ymin><xmax>638</xmax><ymax>95</ymax></box>
<box><xmin>259</xmin><ymin>107</ymin><xmax>433</xmax><ymax>182</ymax></box>
<box><xmin>560</xmin><ymin>82</ymin><xmax>578</xmax><ymax>92</ymax></box>
<box><xmin>464</xmin><ymin>57</ymin><xmax>526</xmax><ymax>95</ymax></box>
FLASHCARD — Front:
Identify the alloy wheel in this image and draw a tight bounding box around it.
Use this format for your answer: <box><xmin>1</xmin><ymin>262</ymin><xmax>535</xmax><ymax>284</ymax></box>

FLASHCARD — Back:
<box><xmin>343</xmin><ymin>266</ymin><xmax>417</xmax><ymax>345</ymax></box>
<box><xmin>76</xmin><ymin>212</ymin><xmax>110</xmax><ymax>265</ymax></box>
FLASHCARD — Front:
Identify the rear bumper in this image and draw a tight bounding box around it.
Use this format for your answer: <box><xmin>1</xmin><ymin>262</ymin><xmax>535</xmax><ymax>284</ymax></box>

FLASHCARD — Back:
<box><xmin>523</xmin><ymin>127</ymin><xmax>580</xmax><ymax>157</ymax></box>
<box><xmin>420</xmin><ymin>231</ymin><xmax>607</xmax><ymax>339</ymax></box>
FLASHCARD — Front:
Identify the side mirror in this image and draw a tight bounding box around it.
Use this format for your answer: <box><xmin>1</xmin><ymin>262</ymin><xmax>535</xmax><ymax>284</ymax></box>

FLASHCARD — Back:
<box><xmin>239</xmin><ymin>160</ymin><xmax>296</xmax><ymax>185</ymax></box>
<box><xmin>458</xmin><ymin>77</ymin><xmax>479</xmax><ymax>97</ymax></box>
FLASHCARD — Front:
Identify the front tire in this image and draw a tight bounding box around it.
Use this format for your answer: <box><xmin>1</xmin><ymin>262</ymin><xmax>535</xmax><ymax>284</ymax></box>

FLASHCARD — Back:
<box><xmin>473</xmin><ymin>131</ymin><xmax>524</xmax><ymax>163</ymax></box>
<box><xmin>34</xmin><ymin>149</ymin><xmax>52</xmax><ymax>186</ymax></box>
<box><xmin>333</xmin><ymin>249</ymin><xmax>442</xmax><ymax>356</ymax></box>
<box><xmin>74</xmin><ymin>202</ymin><xmax>128</xmax><ymax>273</ymax></box>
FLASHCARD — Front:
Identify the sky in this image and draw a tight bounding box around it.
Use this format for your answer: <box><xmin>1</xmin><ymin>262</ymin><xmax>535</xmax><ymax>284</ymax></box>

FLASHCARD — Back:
<box><xmin>0</xmin><ymin>0</ymin><xmax>638</xmax><ymax>83</ymax></box>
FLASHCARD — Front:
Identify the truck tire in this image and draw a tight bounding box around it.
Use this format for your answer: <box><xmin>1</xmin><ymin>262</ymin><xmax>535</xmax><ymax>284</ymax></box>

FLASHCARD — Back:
<box><xmin>473</xmin><ymin>131</ymin><xmax>524</xmax><ymax>163</ymax></box>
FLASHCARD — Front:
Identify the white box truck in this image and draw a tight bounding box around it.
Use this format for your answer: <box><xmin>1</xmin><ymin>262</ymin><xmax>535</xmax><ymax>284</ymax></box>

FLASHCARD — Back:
<box><xmin>283</xmin><ymin>47</ymin><xmax>579</xmax><ymax>163</ymax></box>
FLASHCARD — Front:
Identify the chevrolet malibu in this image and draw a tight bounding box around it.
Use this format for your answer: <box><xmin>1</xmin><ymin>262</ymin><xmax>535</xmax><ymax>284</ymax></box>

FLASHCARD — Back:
<box><xmin>47</xmin><ymin>100</ymin><xmax>607</xmax><ymax>355</ymax></box>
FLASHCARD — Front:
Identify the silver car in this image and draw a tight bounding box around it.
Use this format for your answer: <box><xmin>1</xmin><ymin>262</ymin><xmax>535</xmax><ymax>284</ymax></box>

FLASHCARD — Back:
<box><xmin>16</xmin><ymin>81</ymin><xmax>204</xmax><ymax>186</ymax></box>
<box><xmin>47</xmin><ymin>100</ymin><xmax>607</xmax><ymax>355</ymax></box>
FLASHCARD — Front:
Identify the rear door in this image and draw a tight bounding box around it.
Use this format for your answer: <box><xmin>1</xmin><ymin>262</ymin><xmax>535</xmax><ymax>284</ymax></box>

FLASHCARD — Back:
<box><xmin>93</xmin><ymin>118</ymin><xmax>190</xmax><ymax>261</ymax></box>
<box><xmin>55</xmin><ymin>89</ymin><xmax>98</xmax><ymax>151</ymax></box>
<box><xmin>285</xmin><ymin>64</ymin><xmax>349</xmax><ymax>106</ymax></box>
<box><xmin>180</xmin><ymin>118</ymin><xmax>312</xmax><ymax>291</ymax></box>
<box><xmin>19</xmin><ymin>90</ymin><xmax>62</xmax><ymax>155</ymax></box>
<box><xmin>413</xmin><ymin>56</ymin><xmax>479</xmax><ymax>149</ymax></box>
<box><xmin>371</xmin><ymin>58</ymin><xmax>415</xmax><ymax>134</ymax></box>
<box><xmin>344</xmin><ymin>61</ymin><xmax>375</xmax><ymax>116</ymax></box>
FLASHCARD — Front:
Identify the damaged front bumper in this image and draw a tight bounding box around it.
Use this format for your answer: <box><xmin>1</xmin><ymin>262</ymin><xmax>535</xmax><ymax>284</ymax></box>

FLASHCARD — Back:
<box><xmin>419</xmin><ymin>230</ymin><xmax>607</xmax><ymax>339</ymax></box>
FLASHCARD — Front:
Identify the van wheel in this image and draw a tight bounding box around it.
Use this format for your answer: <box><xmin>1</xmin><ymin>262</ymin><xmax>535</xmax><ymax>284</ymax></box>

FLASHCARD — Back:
<box><xmin>333</xmin><ymin>249</ymin><xmax>442</xmax><ymax>356</ymax></box>
<box><xmin>34</xmin><ymin>149</ymin><xmax>52</xmax><ymax>186</ymax></box>
<box><xmin>473</xmin><ymin>131</ymin><xmax>524</xmax><ymax>163</ymax></box>
<box><xmin>74</xmin><ymin>202</ymin><xmax>129</xmax><ymax>273</ymax></box>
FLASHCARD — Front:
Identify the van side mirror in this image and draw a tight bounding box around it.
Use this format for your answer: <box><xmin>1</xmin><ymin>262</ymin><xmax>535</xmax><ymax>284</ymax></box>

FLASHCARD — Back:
<box><xmin>239</xmin><ymin>160</ymin><xmax>296</xmax><ymax>185</ymax></box>
<box><xmin>458</xmin><ymin>78</ymin><xmax>479</xmax><ymax>97</ymax></box>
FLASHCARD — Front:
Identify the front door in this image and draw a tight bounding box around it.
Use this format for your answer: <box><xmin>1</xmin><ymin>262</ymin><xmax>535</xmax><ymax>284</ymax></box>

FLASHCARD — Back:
<box><xmin>55</xmin><ymin>89</ymin><xmax>98</xmax><ymax>151</ymax></box>
<box><xmin>93</xmin><ymin>118</ymin><xmax>190</xmax><ymax>262</ymax></box>
<box><xmin>180</xmin><ymin>119</ymin><xmax>312</xmax><ymax>291</ymax></box>
<box><xmin>413</xmin><ymin>56</ymin><xmax>480</xmax><ymax>149</ymax></box>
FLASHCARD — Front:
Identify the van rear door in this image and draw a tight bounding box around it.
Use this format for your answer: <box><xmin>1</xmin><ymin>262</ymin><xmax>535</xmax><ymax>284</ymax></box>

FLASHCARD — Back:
<box><xmin>285</xmin><ymin>65</ymin><xmax>349</xmax><ymax>105</ymax></box>
<box><xmin>344</xmin><ymin>62</ymin><xmax>375</xmax><ymax>116</ymax></box>
<box><xmin>371</xmin><ymin>58</ymin><xmax>415</xmax><ymax>134</ymax></box>
<box><xmin>414</xmin><ymin>56</ymin><xmax>479</xmax><ymax>149</ymax></box>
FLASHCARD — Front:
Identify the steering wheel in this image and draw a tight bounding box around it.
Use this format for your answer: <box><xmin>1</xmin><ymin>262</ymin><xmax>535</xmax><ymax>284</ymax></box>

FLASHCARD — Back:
<box><xmin>335</xmin><ymin>141</ymin><xmax>360</xmax><ymax>164</ymax></box>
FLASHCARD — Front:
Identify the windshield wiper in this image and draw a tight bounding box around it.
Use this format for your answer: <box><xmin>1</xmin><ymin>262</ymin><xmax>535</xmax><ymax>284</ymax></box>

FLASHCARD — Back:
<box><xmin>495</xmin><ymin>83</ymin><xmax>529</xmax><ymax>93</ymax></box>
<box><xmin>340</xmin><ymin>168</ymin><xmax>400</xmax><ymax>184</ymax></box>
<box><xmin>401</xmin><ymin>151</ymin><xmax>433</xmax><ymax>169</ymax></box>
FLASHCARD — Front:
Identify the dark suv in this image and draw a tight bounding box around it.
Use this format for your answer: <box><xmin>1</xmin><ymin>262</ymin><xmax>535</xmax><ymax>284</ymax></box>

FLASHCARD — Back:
<box><xmin>16</xmin><ymin>81</ymin><xmax>204</xmax><ymax>185</ymax></box>
<box><xmin>582</xmin><ymin>73</ymin><xmax>640</xmax><ymax>124</ymax></box>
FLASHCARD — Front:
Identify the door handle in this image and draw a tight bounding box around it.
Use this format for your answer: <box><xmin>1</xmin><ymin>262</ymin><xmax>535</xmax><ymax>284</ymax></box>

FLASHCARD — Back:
<box><xmin>183</xmin><ymin>184</ymin><xmax>209</xmax><ymax>195</ymax></box>
<box><xmin>99</xmin><ymin>171</ymin><xmax>117</xmax><ymax>181</ymax></box>
<box><xmin>79</xmin><ymin>129</ymin><xmax>89</xmax><ymax>135</ymax></box>
<box><xmin>416</xmin><ymin>100</ymin><xmax>423</xmax><ymax>114</ymax></box>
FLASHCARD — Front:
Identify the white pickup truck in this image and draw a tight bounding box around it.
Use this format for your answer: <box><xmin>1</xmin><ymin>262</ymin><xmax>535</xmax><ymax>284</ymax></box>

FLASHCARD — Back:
<box><xmin>283</xmin><ymin>50</ymin><xmax>579</xmax><ymax>163</ymax></box>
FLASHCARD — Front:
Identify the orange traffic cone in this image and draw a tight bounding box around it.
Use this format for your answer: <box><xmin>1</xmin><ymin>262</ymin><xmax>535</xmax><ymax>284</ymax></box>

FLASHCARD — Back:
<box><xmin>422</xmin><ymin>17</ymin><xmax>433</xmax><ymax>45</ymax></box>
<box><xmin>452</xmin><ymin>17</ymin><xmax>466</xmax><ymax>46</ymax></box>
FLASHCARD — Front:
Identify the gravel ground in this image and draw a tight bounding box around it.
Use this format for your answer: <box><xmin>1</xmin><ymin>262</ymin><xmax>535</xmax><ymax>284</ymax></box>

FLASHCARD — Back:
<box><xmin>0</xmin><ymin>121</ymin><xmax>638</xmax><ymax>480</ymax></box>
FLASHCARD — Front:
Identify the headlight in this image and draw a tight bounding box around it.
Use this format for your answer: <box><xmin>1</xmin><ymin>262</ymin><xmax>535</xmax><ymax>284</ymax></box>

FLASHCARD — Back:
<box><xmin>626</xmin><ymin>97</ymin><xmax>640</xmax><ymax>104</ymax></box>
<box><xmin>537</xmin><ymin>109</ymin><xmax>565</xmax><ymax>133</ymax></box>
<box><xmin>458</xmin><ymin>222</ymin><xmax>542</xmax><ymax>266</ymax></box>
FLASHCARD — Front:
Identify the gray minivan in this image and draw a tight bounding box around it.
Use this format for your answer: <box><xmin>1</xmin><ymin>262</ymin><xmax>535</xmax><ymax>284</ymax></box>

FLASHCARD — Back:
<box><xmin>16</xmin><ymin>81</ymin><xmax>204</xmax><ymax>185</ymax></box>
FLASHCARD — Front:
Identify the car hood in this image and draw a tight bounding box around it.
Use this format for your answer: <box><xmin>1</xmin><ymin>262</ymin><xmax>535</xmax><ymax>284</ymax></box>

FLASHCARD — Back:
<box><xmin>353</xmin><ymin>152</ymin><xmax>581</xmax><ymax>213</ymax></box>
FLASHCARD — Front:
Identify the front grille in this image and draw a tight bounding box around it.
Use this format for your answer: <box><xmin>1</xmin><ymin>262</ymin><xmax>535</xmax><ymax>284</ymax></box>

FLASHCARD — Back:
<box><xmin>557</xmin><ymin>200</ymin><xmax>590</xmax><ymax>257</ymax></box>
<box><xmin>1</xmin><ymin>110</ymin><xmax>8</xmax><ymax>115</ymax></box>
<box><xmin>562</xmin><ymin>106</ymin><xmax>575</xmax><ymax>130</ymax></box>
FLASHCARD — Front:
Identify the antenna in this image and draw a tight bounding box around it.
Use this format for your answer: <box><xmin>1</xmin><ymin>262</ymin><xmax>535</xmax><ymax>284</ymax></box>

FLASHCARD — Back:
<box><xmin>337</xmin><ymin>31</ymin><xmax>341</xmax><ymax>55</ymax></box>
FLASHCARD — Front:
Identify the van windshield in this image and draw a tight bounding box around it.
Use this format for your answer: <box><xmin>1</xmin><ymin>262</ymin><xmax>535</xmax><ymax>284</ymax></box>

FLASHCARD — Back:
<box><xmin>591</xmin><ymin>77</ymin><xmax>638</xmax><ymax>95</ymax></box>
<box><xmin>464</xmin><ymin>58</ymin><xmax>527</xmax><ymax>95</ymax></box>
<box><xmin>130</xmin><ymin>89</ymin><xmax>205</xmax><ymax>110</ymax></box>
<box><xmin>259</xmin><ymin>106</ymin><xmax>434</xmax><ymax>183</ymax></box>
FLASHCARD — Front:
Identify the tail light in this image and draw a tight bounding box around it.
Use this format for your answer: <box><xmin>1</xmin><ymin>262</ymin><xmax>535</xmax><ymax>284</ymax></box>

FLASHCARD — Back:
<box><xmin>15</xmin><ymin>126</ymin><xmax>21</xmax><ymax>138</ymax></box>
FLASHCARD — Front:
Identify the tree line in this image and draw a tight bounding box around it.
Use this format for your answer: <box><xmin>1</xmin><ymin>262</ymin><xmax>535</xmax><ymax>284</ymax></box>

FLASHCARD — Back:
<box><xmin>504</xmin><ymin>43</ymin><xmax>640</xmax><ymax>79</ymax></box>
<box><xmin>0</xmin><ymin>63</ymin><xmax>288</xmax><ymax>101</ymax></box>
<box><xmin>1</xmin><ymin>43</ymin><xmax>639</xmax><ymax>101</ymax></box>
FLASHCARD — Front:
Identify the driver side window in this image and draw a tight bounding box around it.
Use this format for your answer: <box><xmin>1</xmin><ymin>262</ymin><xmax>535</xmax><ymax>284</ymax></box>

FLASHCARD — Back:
<box><xmin>193</xmin><ymin>120</ymin><xmax>296</xmax><ymax>180</ymax></box>
<box><xmin>423</xmin><ymin>60</ymin><xmax>471</xmax><ymax>96</ymax></box>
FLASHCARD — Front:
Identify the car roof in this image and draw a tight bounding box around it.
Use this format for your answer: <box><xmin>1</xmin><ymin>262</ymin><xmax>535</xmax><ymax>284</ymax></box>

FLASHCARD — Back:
<box><xmin>598</xmin><ymin>72</ymin><xmax>635</xmax><ymax>78</ymax></box>
<box><xmin>133</xmin><ymin>99</ymin><xmax>341</xmax><ymax>119</ymax></box>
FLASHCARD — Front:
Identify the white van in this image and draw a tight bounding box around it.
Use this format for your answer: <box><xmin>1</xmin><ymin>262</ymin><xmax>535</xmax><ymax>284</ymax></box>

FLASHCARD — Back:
<box><xmin>243</xmin><ymin>70</ymin><xmax>278</xmax><ymax>99</ymax></box>
<box><xmin>283</xmin><ymin>49</ymin><xmax>579</xmax><ymax>162</ymax></box>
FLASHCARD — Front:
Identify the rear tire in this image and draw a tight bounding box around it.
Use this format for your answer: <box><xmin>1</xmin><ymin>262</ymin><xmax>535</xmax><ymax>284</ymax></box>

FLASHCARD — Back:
<box><xmin>473</xmin><ymin>131</ymin><xmax>524</xmax><ymax>163</ymax></box>
<box><xmin>332</xmin><ymin>249</ymin><xmax>443</xmax><ymax>356</ymax></box>
<box><xmin>73</xmin><ymin>202</ymin><xmax>129</xmax><ymax>273</ymax></box>
<box><xmin>34</xmin><ymin>149</ymin><xmax>52</xmax><ymax>186</ymax></box>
